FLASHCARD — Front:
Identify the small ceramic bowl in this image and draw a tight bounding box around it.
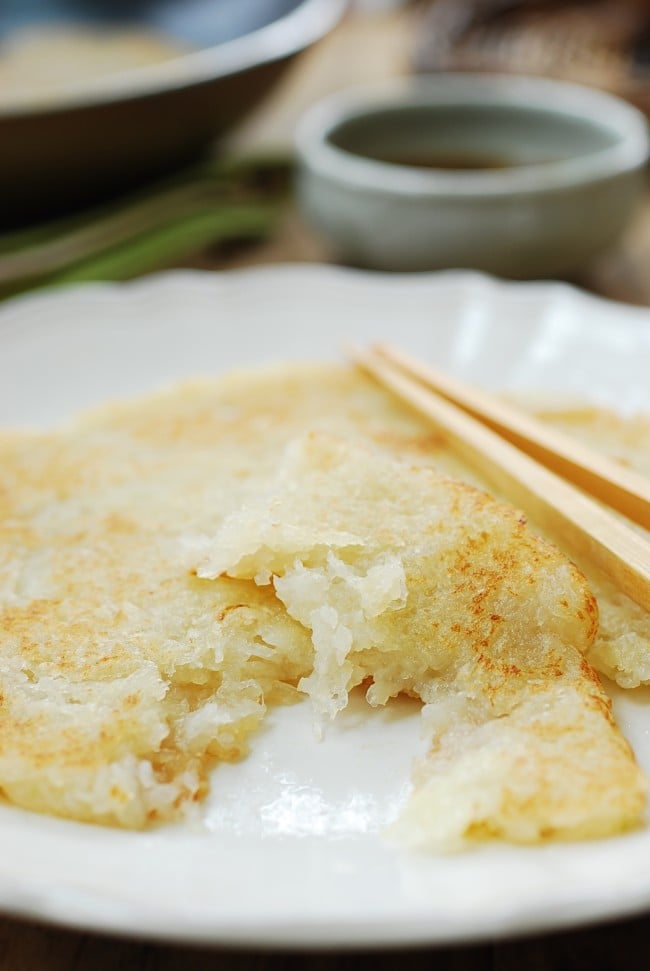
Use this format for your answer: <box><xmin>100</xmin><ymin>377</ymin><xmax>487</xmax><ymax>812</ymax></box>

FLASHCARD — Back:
<box><xmin>295</xmin><ymin>75</ymin><xmax>650</xmax><ymax>277</ymax></box>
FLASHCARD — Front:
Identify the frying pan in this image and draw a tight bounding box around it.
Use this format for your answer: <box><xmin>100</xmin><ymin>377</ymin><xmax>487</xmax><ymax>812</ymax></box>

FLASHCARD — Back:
<box><xmin>0</xmin><ymin>0</ymin><xmax>345</xmax><ymax>221</ymax></box>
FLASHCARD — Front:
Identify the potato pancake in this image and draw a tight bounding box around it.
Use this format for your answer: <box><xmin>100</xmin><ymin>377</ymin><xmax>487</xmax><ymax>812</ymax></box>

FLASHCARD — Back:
<box><xmin>0</xmin><ymin>364</ymin><xmax>646</xmax><ymax>842</ymax></box>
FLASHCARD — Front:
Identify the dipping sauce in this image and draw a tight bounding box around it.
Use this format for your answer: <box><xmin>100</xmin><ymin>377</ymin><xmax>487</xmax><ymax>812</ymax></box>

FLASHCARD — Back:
<box><xmin>326</xmin><ymin>104</ymin><xmax>618</xmax><ymax>172</ymax></box>
<box><xmin>354</xmin><ymin>152</ymin><xmax>514</xmax><ymax>170</ymax></box>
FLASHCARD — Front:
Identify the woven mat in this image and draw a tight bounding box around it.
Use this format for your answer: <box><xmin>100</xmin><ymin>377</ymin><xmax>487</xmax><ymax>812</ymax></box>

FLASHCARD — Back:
<box><xmin>414</xmin><ymin>0</ymin><xmax>650</xmax><ymax>113</ymax></box>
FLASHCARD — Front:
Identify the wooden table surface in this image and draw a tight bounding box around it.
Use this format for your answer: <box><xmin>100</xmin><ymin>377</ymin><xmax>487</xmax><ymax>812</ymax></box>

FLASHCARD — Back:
<box><xmin>3</xmin><ymin>8</ymin><xmax>650</xmax><ymax>969</ymax></box>
<box><xmin>1</xmin><ymin>909</ymin><xmax>650</xmax><ymax>970</ymax></box>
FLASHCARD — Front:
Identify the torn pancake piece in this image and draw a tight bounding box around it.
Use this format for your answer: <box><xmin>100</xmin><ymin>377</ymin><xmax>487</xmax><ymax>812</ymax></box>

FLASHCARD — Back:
<box><xmin>0</xmin><ymin>427</ymin><xmax>315</xmax><ymax>828</ymax></box>
<box><xmin>194</xmin><ymin>433</ymin><xmax>647</xmax><ymax>847</ymax></box>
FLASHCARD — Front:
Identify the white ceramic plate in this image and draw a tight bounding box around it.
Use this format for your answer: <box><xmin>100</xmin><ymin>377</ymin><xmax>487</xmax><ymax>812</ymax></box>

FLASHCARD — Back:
<box><xmin>0</xmin><ymin>266</ymin><xmax>649</xmax><ymax>949</ymax></box>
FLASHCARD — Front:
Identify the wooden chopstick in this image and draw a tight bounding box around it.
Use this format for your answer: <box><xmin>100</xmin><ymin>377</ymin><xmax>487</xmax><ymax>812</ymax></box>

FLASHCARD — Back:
<box><xmin>375</xmin><ymin>342</ymin><xmax>650</xmax><ymax>531</ymax></box>
<box><xmin>350</xmin><ymin>345</ymin><xmax>650</xmax><ymax>613</ymax></box>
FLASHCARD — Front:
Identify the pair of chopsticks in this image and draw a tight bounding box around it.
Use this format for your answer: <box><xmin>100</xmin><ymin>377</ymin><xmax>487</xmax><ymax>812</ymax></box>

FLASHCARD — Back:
<box><xmin>350</xmin><ymin>344</ymin><xmax>650</xmax><ymax>613</ymax></box>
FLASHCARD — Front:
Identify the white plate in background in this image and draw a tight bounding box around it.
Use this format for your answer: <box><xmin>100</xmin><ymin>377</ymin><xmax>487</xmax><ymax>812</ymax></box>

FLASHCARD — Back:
<box><xmin>0</xmin><ymin>266</ymin><xmax>648</xmax><ymax>948</ymax></box>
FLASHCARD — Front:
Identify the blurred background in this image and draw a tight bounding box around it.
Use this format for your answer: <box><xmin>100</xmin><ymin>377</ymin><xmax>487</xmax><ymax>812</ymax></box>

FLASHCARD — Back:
<box><xmin>2</xmin><ymin>0</ymin><xmax>650</xmax><ymax>302</ymax></box>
